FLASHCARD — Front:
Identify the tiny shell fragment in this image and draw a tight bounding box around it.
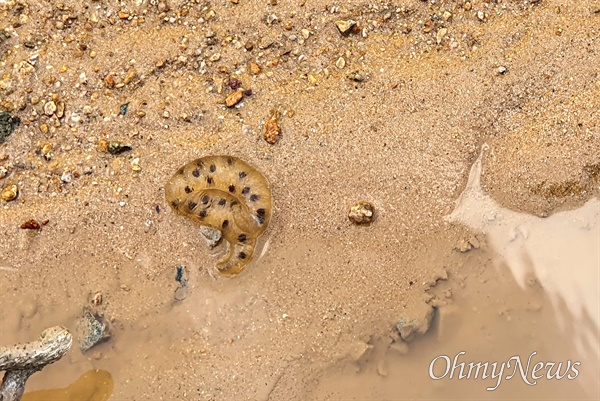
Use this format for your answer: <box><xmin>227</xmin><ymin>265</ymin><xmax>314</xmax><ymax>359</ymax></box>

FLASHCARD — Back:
<box><xmin>348</xmin><ymin>201</ymin><xmax>375</xmax><ymax>224</ymax></box>
<box><xmin>44</xmin><ymin>101</ymin><xmax>57</xmax><ymax>116</ymax></box>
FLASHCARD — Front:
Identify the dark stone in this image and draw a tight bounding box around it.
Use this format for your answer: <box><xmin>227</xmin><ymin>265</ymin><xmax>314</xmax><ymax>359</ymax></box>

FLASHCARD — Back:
<box><xmin>0</xmin><ymin>110</ymin><xmax>20</xmax><ymax>144</ymax></box>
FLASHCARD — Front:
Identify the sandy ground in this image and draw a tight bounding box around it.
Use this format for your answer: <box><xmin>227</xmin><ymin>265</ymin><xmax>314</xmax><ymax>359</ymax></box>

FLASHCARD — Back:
<box><xmin>1</xmin><ymin>0</ymin><xmax>599</xmax><ymax>399</ymax></box>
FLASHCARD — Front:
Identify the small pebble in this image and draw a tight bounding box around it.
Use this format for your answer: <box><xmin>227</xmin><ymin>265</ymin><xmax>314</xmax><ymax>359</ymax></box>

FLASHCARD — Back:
<box><xmin>436</xmin><ymin>28</ymin><xmax>447</xmax><ymax>44</ymax></box>
<box><xmin>20</xmin><ymin>219</ymin><xmax>40</xmax><ymax>230</ymax></box>
<box><xmin>123</xmin><ymin>68</ymin><xmax>137</xmax><ymax>84</ymax></box>
<box><xmin>61</xmin><ymin>171</ymin><xmax>73</xmax><ymax>183</ymax></box>
<box><xmin>497</xmin><ymin>66</ymin><xmax>508</xmax><ymax>75</ymax></box>
<box><xmin>200</xmin><ymin>226</ymin><xmax>222</xmax><ymax>249</ymax></box>
<box><xmin>1</xmin><ymin>184</ymin><xmax>19</xmax><ymax>201</ymax></box>
<box><xmin>131</xmin><ymin>158</ymin><xmax>141</xmax><ymax>172</ymax></box>
<box><xmin>348</xmin><ymin>201</ymin><xmax>375</xmax><ymax>225</ymax></box>
<box><xmin>44</xmin><ymin>101</ymin><xmax>57</xmax><ymax>116</ymax></box>
<box><xmin>335</xmin><ymin>20</ymin><xmax>357</xmax><ymax>36</ymax></box>
<box><xmin>336</xmin><ymin>57</ymin><xmax>346</xmax><ymax>69</ymax></box>
<box><xmin>41</xmin><ymin>143</ymin><xmax>52</xmax><ymax>160</ymax></box>
<box><xmin>158</xmin><ymin>2</ymin><xmax>169</xmax><ymax>12</ymax></box>
<box><xmin>249</xmin><ymin>62</ymin><xmax>261</xmax><ymax>75</ymax></box>
<box><xmin>92</xmin><ymin>292</ymin><xmax>103</xmax><ymax>306</ymax></box>
<box><xmin>105</xmin><ymin>75</ymin><xmax>116</xmax><ymax>88</ymax></box>
<box><xmin>225</xmin><ymin>89</ymin><xmax>244</xmax><ymax>107</ymax></box>
<box><xmin>263</xmin><ymin>111</ymin><xmax>281</xmax><ymax>144</ymax></box>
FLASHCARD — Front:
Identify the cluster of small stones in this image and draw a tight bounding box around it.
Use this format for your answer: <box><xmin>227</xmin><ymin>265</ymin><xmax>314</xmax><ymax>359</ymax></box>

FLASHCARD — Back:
<box><xmin>0</xmin><ymin>0</ymin><xmax>537</xmax><ymax>208</ymax></box>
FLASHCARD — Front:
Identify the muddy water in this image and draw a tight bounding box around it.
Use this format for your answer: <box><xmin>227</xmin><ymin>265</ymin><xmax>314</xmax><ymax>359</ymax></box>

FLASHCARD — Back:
<box><xmin>309</xmin><ymin>249</ymin><xmax>596</xmax><ymax>400</ymax></box>
<box><xmin>22</xmin><ymin>370</ymin><xmax>113</xmax><ymax>401</ymax></box>
<box><xmin>310</xmin><ymin>149</ymin><xmax>599</xmax><ymax>400</ymax></box>
<box><xmin>4</xmin><ymin>148</ymin><xmax>599</xmax><ymax>400</ymax></box>
<box><xmin>449</xmin><ymin>145</ymin><xmax>600</xmax><ymax>365</ymax></box>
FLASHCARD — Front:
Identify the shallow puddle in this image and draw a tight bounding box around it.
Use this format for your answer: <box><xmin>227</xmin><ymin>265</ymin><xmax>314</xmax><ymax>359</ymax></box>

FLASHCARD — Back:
<box><xmin>21</xmin><ymin>369</ymin><xmax>113</xmax><ymax>401</ymax></box>
<box><xmin>310</xmin><ymin>147</ymin><xmax>599</xmax><ymax>400</ymax></box>
<box><xmin>2</xmin><ymin>146</ymin><xmax>597</xmax><ymax>400</ymax></box>
<box><xmin>448</xmin><ymin>145</ymin><xmax>599</xmax><ymax>365</ymax></box>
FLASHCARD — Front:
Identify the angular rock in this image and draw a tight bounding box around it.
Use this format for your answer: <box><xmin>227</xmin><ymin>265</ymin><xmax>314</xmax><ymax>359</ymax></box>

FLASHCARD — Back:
<box><xmin>335</xmin><ymin>20</ymin><xmax>357</xmax><ymax>36</ymax></box>
<box><xmin>76</xmin><ymin>307</ymin><xmax>110</xmax><ymax>352</ymax></box>
<box><xmin>396</xmin><ymin>304</ymin><xmax>434</xmax><ymax>341</ymax></box>
<box><xmin>200</xmin><ymin>226</ymin><xmax>222</xmax><ymax>249</ymax></box>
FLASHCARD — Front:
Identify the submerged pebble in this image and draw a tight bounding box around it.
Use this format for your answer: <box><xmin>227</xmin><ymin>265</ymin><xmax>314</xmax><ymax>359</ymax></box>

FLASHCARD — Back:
<box><xmin>76</xmin><ymin>307</ymin><xmax>111</xmax><ymax>352</ymax></box>
<box><xmin>396</xmin><ymin>305</ymin><xmax>434</xmax><ymax>342</ymax></box>
<box><xmin>200</xmin><ymin>226</ymin><xmax>223</xmax><ymax>248</ymax></box>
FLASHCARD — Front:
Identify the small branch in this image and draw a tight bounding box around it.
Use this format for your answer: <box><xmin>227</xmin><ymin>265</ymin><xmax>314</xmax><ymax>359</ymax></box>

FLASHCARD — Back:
<box><xmin>0</xmin><ymin>326</ymin><xmax>72</xmax><ymax>401</ymax></box>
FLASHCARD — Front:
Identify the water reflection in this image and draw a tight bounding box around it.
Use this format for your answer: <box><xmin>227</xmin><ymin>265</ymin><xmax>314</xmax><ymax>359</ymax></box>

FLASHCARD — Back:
<box><xmin>22</xmin><ymin>369</ymin><xmax>113</xmax><ymax>401</ymax></box>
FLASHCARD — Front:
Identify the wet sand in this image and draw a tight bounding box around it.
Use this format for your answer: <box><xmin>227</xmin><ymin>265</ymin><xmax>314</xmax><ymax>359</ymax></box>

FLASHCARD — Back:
<box><xmin>1</xmin><ymin>0</ymin><xmax>599</xmax><ymax>399</ymax></box>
